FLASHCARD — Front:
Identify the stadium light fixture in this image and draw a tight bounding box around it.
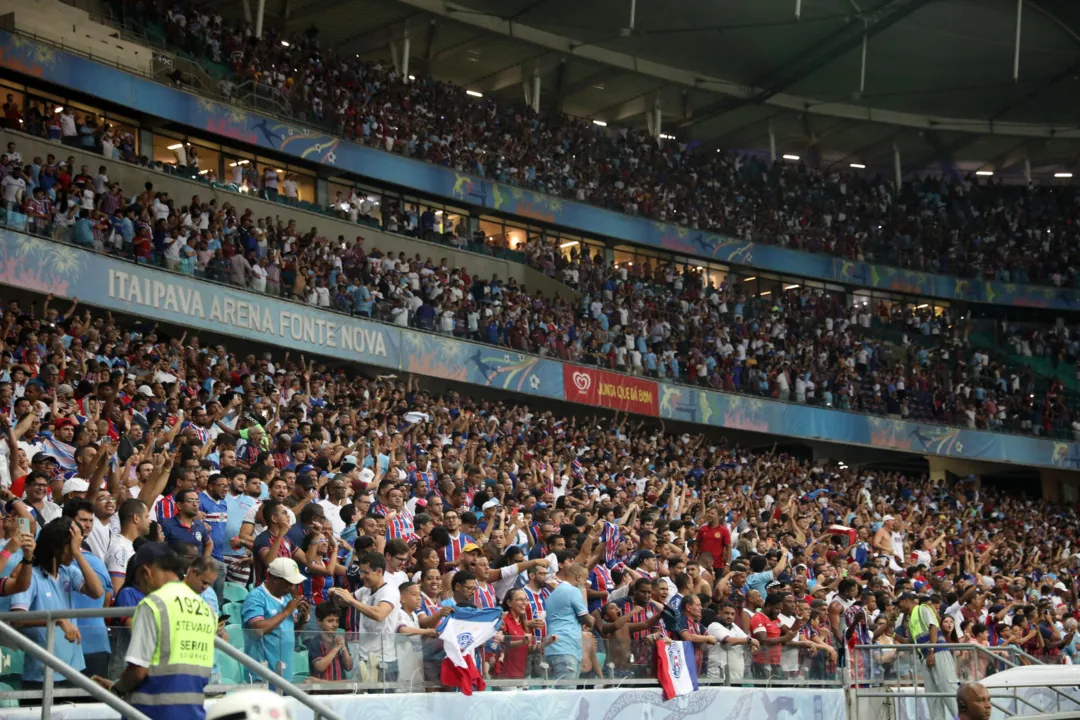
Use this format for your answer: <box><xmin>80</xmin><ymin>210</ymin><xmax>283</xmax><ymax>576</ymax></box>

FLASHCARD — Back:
<box><xmin>281</xmin><ymin>40</ymin><xmax>290</xmax><ymax>47</ymax></box>
<box><xmin>743</xmin><ymin>276</ymin><xmax>756</xmax><ymax>282</ymax></box>
<box><xmin>1055</xmin><ymin>172</ymin><xmax>1073</xmax><ymax>178</ymax></box>
<box><xmin>782</xmin><ymin>154</ymin><xmax>799</xmax><ymax>161</ymax></box>
<box><xmin>408</xmin><ymin>75</ymin><xmax>416</xmax><ymax>81</ymax></box>
<box><xmin>54</xmin><ymin>106</ymin><xmax>64</xmax><ymax>114</ymax></box>
<box><xmin>760</xmin><ymin>291</ymin><xmax>772</xmax><ymax>296</ymax></box>
<box><xmin>593</xmin><ymin>120</ymin><xmax>608</xmax><ymax>127</ymax></box>
<box><xmin>560</xmin><ymin>241</ymin><xmax>579</xmax><ymax>248</ymax></box>
<box><xmin>466</xmin><ymin>90</ymin><xmax>483</xmax><ymax>98</ymax></box>
<box><xmin>850</xmin><ymin>163</ymin><xmax>866</xmax><ymax>169</ymax></box>
<box><xmin>167</xmin><ymin>143</ymin><xmax>183</xmax><ymax>150</ymax></box>
<box><xmin>784</xmin><ymin>284</ymin><xmax>799</xmax><ymax>290</ymax></box>
<box><xmin>975</xmin><ymin>170</ymin><xmax>993</xmax><ymax>176</ymax></box>
<box><xmin>659</xmin><ymin>133</ymin><xmax>675</xmax><ymax>140</ymax></box>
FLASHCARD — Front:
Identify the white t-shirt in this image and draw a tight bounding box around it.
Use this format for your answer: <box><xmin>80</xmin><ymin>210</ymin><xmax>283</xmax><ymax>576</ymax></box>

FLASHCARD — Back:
<box><xmin>706</xmin><ymin>621</ymin><xmax>747</xmax><ymax>676</ymax></box>
<box><xmin>391</xmin><ymin>607</ymin><xmax>423</xmax><ymax>684</ymax></box>
<box><xmin>317</xmin><ymin>500</ymin><xmax>346</xmax><ymax>536</ymax></box>
<box><xmin>778</xmin><ymin>613</ymin><xmax>800</xmax><ymax>672</ymax></box>
<box><xmin>242</xmin><ymin>501</ymin><xmax>295</xmax><ymax>536</ymax></box>
<box><xmin>105</xmin><ymin>534</ymin><xmax>135</xmax><ymax>580</ymax></box>
<box><xmin>87</xmin><ymin>516</ymin><xmax>116</xmax><ymax>560</ymax></box>
<box><xmin>354</xmin><ymin>583</ymin><xmax>401</xmax><ymax>661</ymax></box>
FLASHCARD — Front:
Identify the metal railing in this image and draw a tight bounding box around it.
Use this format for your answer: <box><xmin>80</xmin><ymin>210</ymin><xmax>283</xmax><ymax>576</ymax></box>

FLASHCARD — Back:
<box><xmin>0</xmin><ymin>607</ymin><xmax>344</xmax><ymax>720</ymax></box>
<box><xmin>850</xmin><ymin>642</ymin><xmax>1080</xmax><ymax>720</ymax></box>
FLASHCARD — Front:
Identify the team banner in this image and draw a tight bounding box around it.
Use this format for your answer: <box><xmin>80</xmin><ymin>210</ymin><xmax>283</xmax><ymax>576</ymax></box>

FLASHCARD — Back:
<box><xmin>562</xmin><ymin>365</ymin><xmax>659</xmax><ymax>416</ymax></box>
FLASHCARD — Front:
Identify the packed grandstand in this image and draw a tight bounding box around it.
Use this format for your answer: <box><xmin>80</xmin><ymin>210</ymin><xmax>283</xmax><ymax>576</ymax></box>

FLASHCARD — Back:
<box><xmin>0</xmin><ymin>0</ymin><xmax>1075</xmax><ymax>715</ymax></box>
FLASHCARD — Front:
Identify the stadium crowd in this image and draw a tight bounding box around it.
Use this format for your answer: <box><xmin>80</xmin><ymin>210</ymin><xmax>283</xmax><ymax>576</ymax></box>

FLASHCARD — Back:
<box><xmin>77</xmin><ymin>0</ymin><xmax>1080</xmax><ymax>290</ymax></box>
<box><xmin>2</xmin><ymin>139</ymin><xmax>1079</xmax><ymax>438</ymax></box>
<box><xmin>0</xmin><ymin>289</ymin><xmax>1071</xmax><ymax>700</ymax></box>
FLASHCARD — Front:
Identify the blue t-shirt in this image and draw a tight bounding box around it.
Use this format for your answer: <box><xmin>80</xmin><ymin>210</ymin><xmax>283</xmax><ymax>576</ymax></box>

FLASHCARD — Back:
<box><xmin>114</xmin><ymin>585</ymin><xmax>145</xmax><ymax>608</ymax></box>
<box><xmin>70</xmin><ymin>550</ymin><xmax>114</xmax><ymax>655</ymax></box>
<box><xmin>199</xmin><ymin>492</ymin><xmax>228</xmax><ymax>561</ymax></box>
<box><xmin>746</xmin><ymin>570</ymin><xmax>774</xmax><ymax>597</ymax></box>
<box><xmin>161</xmin><ymin>516</ymin><xmax>212</xmax><ymax>555</ymax></box>
<box><xmin>9</xmin><ymin>565</ymin><xmax>89</xmax><ymax>681</ymax></box>
<box><xmin>543</xmin><ymin>581</ymin><xmax>588</xmax><ymax>660</ymax></box>
<box><xmin>224</xmin><ymin>494</ymin><xmax>258</xmax><ymax>557</ymax></box>
<box><xmin>242</xmin><ymin>585</ymin><xmax>297</xmax><ymax>682</ymax></box>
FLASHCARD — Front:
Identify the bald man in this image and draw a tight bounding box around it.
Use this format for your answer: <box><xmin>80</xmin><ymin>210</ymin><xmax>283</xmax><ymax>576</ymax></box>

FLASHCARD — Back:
<box><xmin>957</xmin><ymin>682</ymin><xmax>992</xmax><ymax>720</ymax></box>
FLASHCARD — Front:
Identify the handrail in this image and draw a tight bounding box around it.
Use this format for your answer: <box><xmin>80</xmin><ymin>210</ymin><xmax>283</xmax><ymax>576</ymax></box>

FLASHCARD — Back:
<box><xmin>0</xmin><ymin>607</ymin><xmax>344</xmax><ymax>720</ymax></box>
<box><xmin>0</xmin><ymin>620</ymin><xmax>151</xmax><ymax>720</ymax></box>
<box><xmin>853</xmin><ymin>641</ymin><xmax>1040</xmax><ymax>668</ymax></box>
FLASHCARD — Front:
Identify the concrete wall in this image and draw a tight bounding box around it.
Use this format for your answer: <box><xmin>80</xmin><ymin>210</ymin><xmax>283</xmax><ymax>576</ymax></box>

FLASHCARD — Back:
<box><xmin>1</xmin><ymin>129</ymin><xmax>575</xmax><ymax>301</ymax></box>
<box><xmin>0</xmin><ymin>0</ymin><xmax>153</xmax><ymax>74</ymax></box>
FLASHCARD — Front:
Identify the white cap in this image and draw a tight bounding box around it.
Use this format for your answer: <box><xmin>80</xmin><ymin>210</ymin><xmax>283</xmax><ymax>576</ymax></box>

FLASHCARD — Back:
<box><xmin>342</xmin><ymin>455</ymin><xmax>359</xmax><ymax>466</ymax></box>
<box><xmin>1054</xmin><ymin>582</ymin><xmax>1068</xmax><ymax>591</ymax></box>
<box><xmin>137</xmin><ymin>385</ymin><xmax>154</xmax><ymax>397</ymax></box>
<box><xmin>481</xmin><ymin>499</ymin><xmax>500</xmax><ymax>511</ymax></box>
<box><xmin>62</xmin><ymin>477</ymin><xmax>90</xmax><ymax>495</ymax></box>
<box><xmin>267</xmin><ymin>557</ymin><xmax>305</xmax><ymax>585</ymax></box>
<box><xmin>881</xmin><ymin>515</ymin><xmax>894</xmax><ymax>522</ymax></box>
<box><xmin>358</xmin><ymin>467</ymin><xmax>375</xmax><ymax>485</ymax></box>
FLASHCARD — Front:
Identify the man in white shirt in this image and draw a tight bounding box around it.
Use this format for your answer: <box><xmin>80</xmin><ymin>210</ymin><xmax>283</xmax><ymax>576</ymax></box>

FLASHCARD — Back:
<box><xmin>329</xmin><ymin>553</ymin><xmax>400</xmax><ymax>680</ymax></box>
<box><xmin>706</xmin><ymin>602</ymin><xmax>757</xmax><ymax>681</ymax></box>
<box><xmin>316</xmin><ymin>477</ymin><xmax>349</xmax><ymax>537</ymax></box>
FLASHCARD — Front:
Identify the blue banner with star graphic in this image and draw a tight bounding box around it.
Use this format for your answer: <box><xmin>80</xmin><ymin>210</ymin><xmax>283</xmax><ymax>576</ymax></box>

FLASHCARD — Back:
<box><xmin>2</xmin><ymin>31</ymin><xmax>1079</xmax><ymax>312</ymax></box>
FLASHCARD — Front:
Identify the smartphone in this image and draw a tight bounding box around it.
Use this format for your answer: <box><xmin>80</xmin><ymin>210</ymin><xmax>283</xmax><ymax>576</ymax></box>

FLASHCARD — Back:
<box><xmin>17</xmin><ymin>518</ymin><xmax>30</xmax><ymax>535</ymax></box>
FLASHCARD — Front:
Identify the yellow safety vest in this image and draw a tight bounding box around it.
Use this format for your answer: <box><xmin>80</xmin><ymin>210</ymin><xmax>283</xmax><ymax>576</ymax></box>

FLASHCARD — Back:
<box><xmin>129</xmin><ymin>580</ymin><xmax>216</xmax><ymax>717</ymax></box>
<box><xmin>908</xmin><ymin>604</ymin><xmax>936</xmax><ymax>658</ymax></box>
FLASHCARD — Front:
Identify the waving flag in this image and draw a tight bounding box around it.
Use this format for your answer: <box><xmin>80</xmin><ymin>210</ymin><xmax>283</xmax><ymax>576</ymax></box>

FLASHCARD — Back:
<box><xmin>438</xmin><ymin>606</ymin><xmax>503</xmax><ymax>695</ymax></box>
<box><xmin>37</xmin><ymin>436</ymin><xmax>76</xmax><ymax>475</ymax></box>
<box><xmin>599</xmin><ymin>521</ymin><xmax>624</xmax><ymax>564</ymax></box>
<box><xmin>656</xmin><ymin>640</ymin><xmax>699</xmax><ymax>700</ymax></box>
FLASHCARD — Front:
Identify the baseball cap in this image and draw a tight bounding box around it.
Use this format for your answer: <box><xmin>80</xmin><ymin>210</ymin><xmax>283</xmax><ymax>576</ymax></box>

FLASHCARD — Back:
<box><xmin>1054</xmin><ymin>582</ymin><xmax>1068</xmax><ymax>591</ymax></box>
<box><xmin>481</xmin><ymin>499</ymin><xmax>500</xmax><ymax>511</ymax></box>
<box><xmin>358</xmin><ymin>468</ymin><xmax>375</xmax><ymax>485</ymax></box>
<box><xmin>462</xmin><ymin>543</ymin><xmax>483</xmax><ymax>554</ymax></box>
<box><xmin>882</xmin><ymin>515</ymin><xmax>894</xmax><ymax>522</ymax></box>
<box><xmin>137</xmin><ymin>385</ymin><xmax>154</xmax><ymax>397</ymax></box>
<box><xmin>268</xmin><ymin>558</ymin><xmax>306</xmax><ymax>585</ymax></box>
<box><xmin>62</xmin><ymin>477</ymin><xmax>90</xmax><ymax>494</ymax></box>
<box><xmin>54</xmin><ymin>417</ymin><xmax>77</xmax><ymax>429</ymax></box>
<box><xmin>898</xmin><ymin>592</ymin><xmax>918</xmax><ymax>602</ymax></box>
<box><xmin>31</xmin><ymin>452</ymin><xmax>57</xmax><ymax>465</ymax></box>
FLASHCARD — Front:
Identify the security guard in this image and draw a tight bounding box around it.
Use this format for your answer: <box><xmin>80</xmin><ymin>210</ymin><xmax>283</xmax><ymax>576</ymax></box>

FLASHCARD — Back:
<box><xmin>93</xmin><ymin>542</ymin><xmax>217</xmax><ymax>720</ymax></box>
<box><xmin>898</xmin><ymin>591</ymin><xmax>958</xmax><ymax>719</ymax></box>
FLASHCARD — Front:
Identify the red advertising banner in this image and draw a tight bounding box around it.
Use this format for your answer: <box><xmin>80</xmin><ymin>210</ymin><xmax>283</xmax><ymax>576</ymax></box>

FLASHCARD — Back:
<box><xmin>562</xmin><ymin>366</ymin><xmax>659</xmax><ymax>417</ymax></box>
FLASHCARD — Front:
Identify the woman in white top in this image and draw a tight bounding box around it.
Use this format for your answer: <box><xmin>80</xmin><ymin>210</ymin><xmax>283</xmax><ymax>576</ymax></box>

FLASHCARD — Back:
<box><xmin>706</xmin><ymin>602</ymin><xmax>759</xmax><ymax>682</ymax></box>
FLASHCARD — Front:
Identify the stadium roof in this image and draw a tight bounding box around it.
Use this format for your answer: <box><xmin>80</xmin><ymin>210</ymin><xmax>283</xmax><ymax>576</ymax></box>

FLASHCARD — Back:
<box><xmin>275</xmin><ymin>0</ymin><xmax>1080</xmax><ymax>177</ymax></box>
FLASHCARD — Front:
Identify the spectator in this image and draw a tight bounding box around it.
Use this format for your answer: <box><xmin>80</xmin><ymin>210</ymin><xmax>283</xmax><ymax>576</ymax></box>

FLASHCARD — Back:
<box><xmin>543</xmin><ymin>561</ymin><xmax>593</xmax><ymax>680</ymax></box>
<box><xmin>241</xmin><ymin>557</ymin><xmax>310</xmax><ymax>682</ymax></box>
<box><xmin>9</xmin><ymin>517</ymin><xmax>104</xmax><ymax>698</ymax></box>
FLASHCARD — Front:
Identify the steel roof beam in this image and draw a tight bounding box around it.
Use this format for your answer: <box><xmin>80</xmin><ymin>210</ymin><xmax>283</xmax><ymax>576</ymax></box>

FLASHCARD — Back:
<box><xmin>381</xmin><ymin>0</ymin><xmax>1080</xmax><ymax>139</ymax></box>
<box><xmin>468</xmin><ymin>51</ymin><xmax>563</xmax><ymax>93</ymax></box>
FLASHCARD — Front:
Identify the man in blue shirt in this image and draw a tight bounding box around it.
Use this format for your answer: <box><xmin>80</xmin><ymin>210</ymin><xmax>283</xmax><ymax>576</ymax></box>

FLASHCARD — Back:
<box><xmin>224</xmin><ymin>471</ymin><xmax>260</xmax><ymax>583</ymax></box>
<box><xmin>64</xmin><ymin>500</ymin><xmax>114</xmax><ymax>679</ymax></box>
<box><xmin>199</xmin><ymin>474</ymin><xmax>229</xmax><ymax>606</ymax></box>
<box><xmin>161</xmin><ymin>489</ymin><xmax>213</xmax><ymax>559</ymax></box>
<box><xmin>544</xmin><ymin>562</ymin><xmax>594</xmax><ymax>680</ymax></box>
<box><xmin>242</xmin><ymin>557</ymin><xmax>310</xmax><ymax>682</ymax></box>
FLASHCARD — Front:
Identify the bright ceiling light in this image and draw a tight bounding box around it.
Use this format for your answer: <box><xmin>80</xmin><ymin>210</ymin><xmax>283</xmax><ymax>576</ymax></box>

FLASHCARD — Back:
<box><xmin>167</xmin><ymin>143</ymin><xmax>183</xmax><ymax>150</ymax></box>
<box><xmin>281</xmin><ymin>40</ymin><xmax>290</xmax><ymax>47</ymax></box>
<box><xmin>560</xmin><ymin>241</ymin><xmax>579</xmax><ymax>248</ymax></box>
<box><xmin>408</xmin><ymin>75</ymin><xmax>416</xmax><ymax>81</ymax></box>
<box><xmin>466</xmin><ymin>90</ymin><xmax>483</xmax><ymax>97</ymax></box>
<box><xmin>1055</xmin><ymin>172</ymin><xmax>1073</xmax><ymax>178</ymax></box>
<box><xmin>659</xmin><ymin>133</ymin><xmax>675</xmax><ymax>140</ymax></box>
<box><xmin>850</xmin><ymin>163</ymin><xmax>866</xmax><ymax>169</ymax></box>
<box><xmin>782</xmin><ymin>154</ymin><xmax>800</xmax><ymax>161</ymax></box>
<box><xmin>976</xmin><ymin>170</ymin><xmax>994</xmax><ymax>176</ymax></box>
<box><xmin>593</xmin><ymin>120</ymin><xmax>608</xmax><ymax>127</ymax></box>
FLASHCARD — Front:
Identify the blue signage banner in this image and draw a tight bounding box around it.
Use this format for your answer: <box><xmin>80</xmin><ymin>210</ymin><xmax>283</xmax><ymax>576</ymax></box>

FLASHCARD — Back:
<box><xmin>0</xmin><ymin>230</ymin><xmax>400</xmax><ymax>369</ymax></box>
<box><xmin>401</xmin><ymin>330</ymin><xmax>565</xmax><ymax>398</ymax></box>
<box><xmin>2</xmin><ymin>32</ymin><xmax>1077</xmax><ymax>311</ymax></box>
<box><xmin>0</xmin><ymin>230</ymin><xmax>1076</xmax><ymax>470</ymax></box>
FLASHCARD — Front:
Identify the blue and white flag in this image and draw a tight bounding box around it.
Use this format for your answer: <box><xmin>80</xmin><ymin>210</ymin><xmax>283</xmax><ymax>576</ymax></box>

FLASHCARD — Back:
<box><xmin>437</xmin><ymin>606</ymin><xmax>503</xmax><ymax>668</ymax></box>
<box><xmin>37</xmin><ymin>436</ymin><xmax>76</xmax><ymax>475</ymax></box>
<box><xmin>656</xmin><ymin>640</ymin><xmax>699</xmax><ymax>700</ymax></box>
